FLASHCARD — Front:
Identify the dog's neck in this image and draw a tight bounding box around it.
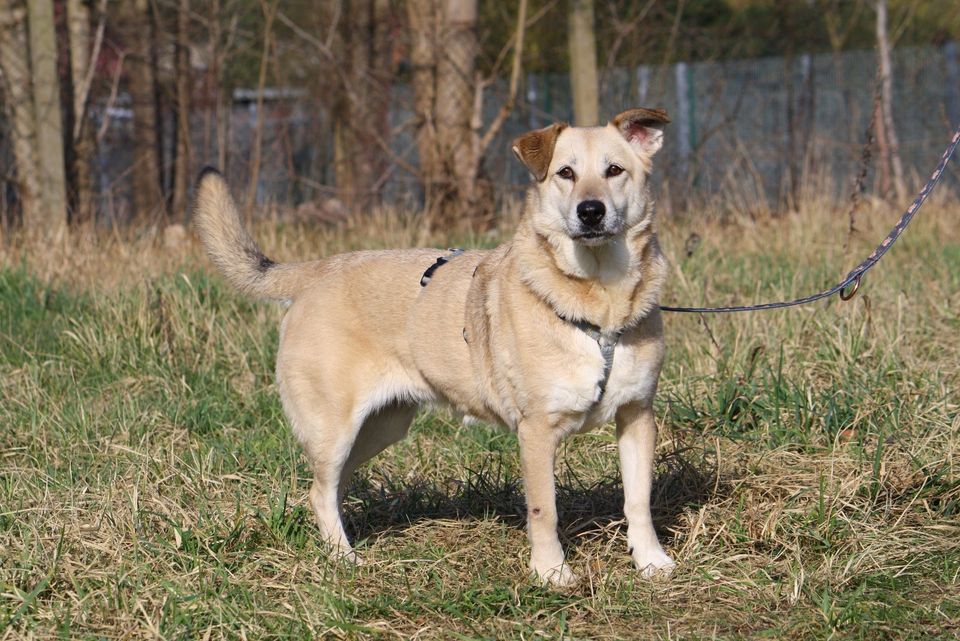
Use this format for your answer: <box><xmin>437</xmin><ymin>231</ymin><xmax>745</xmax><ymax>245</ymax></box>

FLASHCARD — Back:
<box><xmin>513</xmin><ymin>213</ymin><xmax>667</xmax><ymax>332</ymax></box>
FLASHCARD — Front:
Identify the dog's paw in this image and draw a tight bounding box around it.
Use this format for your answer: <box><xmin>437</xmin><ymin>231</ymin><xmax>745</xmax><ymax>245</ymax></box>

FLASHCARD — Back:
<box><xmin>326</xmin><ymin>543</ymin><xmax>363</xmax><ymax>566</ymax></box>
<box><xmin>632</xmin><ymin>546</ymin><xmax>675</xmax><ymax>578</ymax></box>
<box><xmin>536</xmin><ymin>564</ymin><xmax>579</xmax><ymax>587</ymax></box>
<box><xmin>532</xmin><ymin>562</ymin><xmax>579</xmax><ymax>588</ymax></box>
<box><xmin>341</xmin><ymin>550</ymin><xmax>365</xmax><ymax>566</ymax></box>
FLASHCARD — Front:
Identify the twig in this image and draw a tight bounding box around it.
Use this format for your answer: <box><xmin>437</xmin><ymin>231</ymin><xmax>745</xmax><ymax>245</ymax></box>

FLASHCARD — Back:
<box><xmin>96</xmin><ymin>44</ymin><xmax>126</xmax><ymax>143</ymax></box>
<box><xmin>477</xmin><ymin>0</ymin><xmax>528</xmax><ymax>159</ymax></box>
<box><xmin>698</xmin><ymin>313</ymin><xmax>721</xmax><ymax>357</ymax></box>
<box><xmin>276</xmin><ymin>10</ymin><xmax>423</xmax><ymax>180</ymax></box>
<box><xmin>73</xmin><ymin>0</ymin><xmax>108</xmax><ymax>141</ymax></box>
<box><xmin>245</xmin><ymin>0</ymin><xmax>279</xmax><ymax>213</ymax></box>
<box><xmin>600</xmin><ymin>0</ymin><xmax>656</xmax><ymax>84</ymax></box>
<box><xmin>484</xmin><ymin>0</ymin><xmax>557</xmax><ymax>80</ymax></box>
<box><xmin>843</xmin><ymin>64</ymin><xmax>883</xmax><ymax>250</ymax></box>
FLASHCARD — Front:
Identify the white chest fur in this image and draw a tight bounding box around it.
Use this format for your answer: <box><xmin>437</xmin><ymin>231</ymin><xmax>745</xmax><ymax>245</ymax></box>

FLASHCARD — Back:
<box><xmin>542</xmin><ymin>323</ymin><xmax>661</xmax><ymax>431</ymax></box>
<box><xmin>586</xmin><ymin>344</ymin><xmax>660</xmax><ymax>427</ymax></box>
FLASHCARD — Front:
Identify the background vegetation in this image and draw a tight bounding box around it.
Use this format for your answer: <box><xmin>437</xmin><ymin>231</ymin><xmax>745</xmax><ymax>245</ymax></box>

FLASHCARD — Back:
<box><xmin>2</xmin><ymin>0</ymin><xmax>959</xmax><ymax>231</ymax></box>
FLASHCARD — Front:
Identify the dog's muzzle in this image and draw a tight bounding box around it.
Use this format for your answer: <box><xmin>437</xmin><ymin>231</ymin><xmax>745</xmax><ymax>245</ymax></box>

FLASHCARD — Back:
<box><xmin>573</xmin><ymin>199</ymin><xmax>616</xmax><ymax>243</ymax></box>
<box><xmin>576</xmin><ymin>200</ymin><xmax>605</xmax><ymax>228</ymax></box>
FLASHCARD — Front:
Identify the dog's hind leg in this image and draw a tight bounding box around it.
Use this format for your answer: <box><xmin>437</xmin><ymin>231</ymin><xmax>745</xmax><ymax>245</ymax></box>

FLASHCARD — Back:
<box><xmin>277</xmin><ymin>379</ymin><xmax>364</xmax><ymax>561</ymax></box>
<box><xmin>293</xmin><ymin>405</ymin><xmax>363</xmax><ymax>562</ymax></box>
<box><xmin>338</xmin><ymin>401</ymin><xmax>418</xmax><ymax>502</ymax></box>
<box><xmin>283</xmin><ymin>377</ymin><xmax>419</xmax><ymax>563</ymax></box>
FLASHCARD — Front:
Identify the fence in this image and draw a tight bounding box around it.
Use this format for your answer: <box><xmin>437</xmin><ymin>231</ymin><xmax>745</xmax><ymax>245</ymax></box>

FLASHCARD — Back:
<box><xmin>13</xmin><ymin>41</ymin><xmax>960</xmax><ymax>221</ymax></box>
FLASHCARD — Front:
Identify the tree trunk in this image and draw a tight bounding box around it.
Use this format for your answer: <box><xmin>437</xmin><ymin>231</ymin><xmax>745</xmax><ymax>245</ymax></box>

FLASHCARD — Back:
<box><xmin>435</xmin><ymin>0</ymin><xmax>477</xmax><ymax>213</ymax></box>
<box><xmin>406</xmin><ymin>0</ymin><xmax>440</xmax><ymax>209</ymax></box>
<box><xmin>873</xmin><ymin>98</ymin><xmax>890</xmax><ymax>195</ymax></box>
<box><xmin>333</xmin><ymin>0</ymin><xmax>393</xmax><ymax>211</ymax></box>
<box><xmin>0</xmin><ymin>1</ymin><xmax>40</xmax><ymax>226</ymax></box>
<box><xmin>406</xmin><ymin>0</ymin><xmax>489</xmax><ymax>228</ymax></box>
<box><xmin>568</xmin><ymin>0</ymin><xmax>598</xmax><ymax>126</ymax></box>
<box><xmin>875</xmin><ymin>0</ymin><xmax>906</xmax><ymax>203</ymax></box>
<box><xmin>66</xmin><ymin>0</ymin><xmax>95</xmax><ymax>225</ymax></box>
<box><xmin>405</xmin><ymin>0</ymin><xmax>478</xmax><ymax>225</ymax></box>
<box><xmin>782</xmin><ymin>0</ymin><xmax>796</xmax><ymax>212</ymax></box>
<box><xmin>171</xmin><ymin>0</ymin><xmax>191</xmax><ymax>222</ymax></box>
<box><xmin>246</xmin><ymin>0</ymin><xmax>277</xmax><ymax>213</ymax></box>
<box><xmin>26</xmin><ymin>0</ymin><xmax>68</xmax><ymax>229</ymax></box>
<box><xmin>124</xmin><ymin>0</ymin><xmax>165</xmax><ymax>222</ymax></box>
<box><xmin>210</xmin><ymin>0</ymin><xmax>222</xmax><ymax>169</ymax></box>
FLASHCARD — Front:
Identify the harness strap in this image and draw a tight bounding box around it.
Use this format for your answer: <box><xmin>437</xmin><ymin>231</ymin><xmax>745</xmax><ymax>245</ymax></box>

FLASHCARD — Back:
<box><xmin>420</xmin><ymin>248</ymin><xmax>465</xmax><ymax>287</ymax></box>
<box><xmin>565</xmin><ymin>317</ymin><xmax>623</xmax><ymax>401</ymax></box>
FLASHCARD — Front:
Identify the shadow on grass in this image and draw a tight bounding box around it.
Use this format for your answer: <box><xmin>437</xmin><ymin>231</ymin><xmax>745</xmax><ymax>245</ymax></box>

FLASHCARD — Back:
<box><xmin>343</xmin><ymin>445</ymin><xmax>726</xmax><ymax>547</ymax></box>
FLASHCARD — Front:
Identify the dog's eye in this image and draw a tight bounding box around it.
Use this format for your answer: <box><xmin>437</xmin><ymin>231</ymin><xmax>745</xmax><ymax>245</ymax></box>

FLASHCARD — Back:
<box><xmin>556</xmin><ymin>166</ymin><xmax>575</xmax><ymax>180</ymax></box>
<box><xmin>606</xmin><ymin>164</ymin><xmax>624</xmax><ymax>178</ymax></box>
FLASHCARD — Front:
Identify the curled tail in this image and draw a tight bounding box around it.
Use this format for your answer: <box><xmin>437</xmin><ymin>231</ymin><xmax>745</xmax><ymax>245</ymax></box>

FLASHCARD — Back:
<box><xmin>193</xmin><ymin>168</ymin><xmax>307</xmax><ymax>301</ymax></box>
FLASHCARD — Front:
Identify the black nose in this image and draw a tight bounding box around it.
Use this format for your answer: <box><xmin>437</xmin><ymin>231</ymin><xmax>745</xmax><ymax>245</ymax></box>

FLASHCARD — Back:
<box><xmin>576</xmin><ymin>200</ymin><xmax>606</xmax><ymax>227</ymax></box>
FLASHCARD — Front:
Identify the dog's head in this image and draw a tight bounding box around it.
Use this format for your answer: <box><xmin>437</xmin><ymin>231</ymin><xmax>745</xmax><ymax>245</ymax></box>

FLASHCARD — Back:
<box><xmin>512</xmin><ymin>108</ymin><xmax>669</xmax><ymax>247</ymax></box>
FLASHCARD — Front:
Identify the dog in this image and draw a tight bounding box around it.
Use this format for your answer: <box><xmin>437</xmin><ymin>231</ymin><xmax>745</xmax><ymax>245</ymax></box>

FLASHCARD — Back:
<box><xmin>193</xmin><ymin>107</ymin><xmax>674</xmax><ymax>586</ymax></box>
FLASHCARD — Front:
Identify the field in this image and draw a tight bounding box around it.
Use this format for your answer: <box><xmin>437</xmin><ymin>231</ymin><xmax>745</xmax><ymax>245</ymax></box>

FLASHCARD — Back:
<box><xmin>2</xmin><ymin>194</ymin><xmax>959</xmax><ymax>639</ymax></box>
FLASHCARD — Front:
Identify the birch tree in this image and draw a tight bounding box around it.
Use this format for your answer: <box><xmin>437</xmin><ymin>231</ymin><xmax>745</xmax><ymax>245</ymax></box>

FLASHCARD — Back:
<box><xmin>875</xmin><ymin>0</ymin><xmax>906</xmax><ymax>203</ymax></box>
<box><xmin>27</xmin><ymin>0</ymin><xmax>68</xmax><ymax>228</ymax></box>
<box><xmin>0</xmin><ymin>1</ymin><xmax>39</xmax><ymax>225</ymax></box>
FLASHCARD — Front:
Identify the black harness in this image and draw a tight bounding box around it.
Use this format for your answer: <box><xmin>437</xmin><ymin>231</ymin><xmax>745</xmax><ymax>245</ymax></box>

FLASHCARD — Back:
<box><xmin>419</xmin><ymin>248</ymin><xmax>466</xmax><ymax>287</ymax></box>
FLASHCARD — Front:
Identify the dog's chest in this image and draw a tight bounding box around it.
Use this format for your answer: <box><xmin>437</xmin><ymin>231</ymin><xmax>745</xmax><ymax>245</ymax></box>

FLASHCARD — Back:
<box><xmin>541</xmin><ymin>327</ymin><xmax>660</xmax><ymax>427</ymax></box>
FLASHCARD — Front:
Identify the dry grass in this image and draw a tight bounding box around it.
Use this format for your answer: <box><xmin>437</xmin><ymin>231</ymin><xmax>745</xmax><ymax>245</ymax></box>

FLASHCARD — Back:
<box><xmin>1</xmin><ymin>193</ymin><xmax>959</xmax><ymax>639</ymax></box>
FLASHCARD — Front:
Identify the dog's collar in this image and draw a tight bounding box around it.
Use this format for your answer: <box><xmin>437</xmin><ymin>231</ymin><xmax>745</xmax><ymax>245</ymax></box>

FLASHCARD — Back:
<box><xmin>420</xmin><ymin>248</ymin><xmax>465</xmax><ymax>287</ymax></box>
<box><xmin>558</xmin><ymin>315</ymin><xmax>622</xmax><ymax>401</ymax></box>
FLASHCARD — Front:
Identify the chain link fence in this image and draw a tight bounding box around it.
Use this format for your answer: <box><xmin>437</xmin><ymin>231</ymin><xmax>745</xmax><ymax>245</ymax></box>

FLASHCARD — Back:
<box><xmin>24</xmin><ymin>41</ymin><xmax>958</xmax><ymax>220</ymax></box>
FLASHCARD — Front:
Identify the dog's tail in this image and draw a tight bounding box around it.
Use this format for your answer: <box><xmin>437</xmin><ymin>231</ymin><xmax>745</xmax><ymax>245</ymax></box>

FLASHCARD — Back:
<box><xmin>193</xmin><ymin>168</ymin><xmax>308</xmax><ymax>301</ymax></box>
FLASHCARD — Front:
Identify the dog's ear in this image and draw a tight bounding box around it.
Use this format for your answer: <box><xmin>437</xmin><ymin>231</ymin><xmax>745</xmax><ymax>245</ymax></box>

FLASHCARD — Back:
<box><xmin>611</xmin><ymin>108</ymin><xmax>670</xmax><ymax>157</ymax></box>
<box><xmin>511</xmin><ymin>122</ymin><xmax>568</xmax><ymax>182</ymax></box>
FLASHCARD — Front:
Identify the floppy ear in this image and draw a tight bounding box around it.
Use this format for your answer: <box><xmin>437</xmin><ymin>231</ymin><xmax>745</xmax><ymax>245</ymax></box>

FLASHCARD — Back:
<box><xmin>511</xmin><ymin>122</ymin><xmax>568</xmax><ymax>182</ymax></box>
<box><xmin>611</xmin><ymin>108</ymin><xmax>670</xmax><ymax>157</ymax></box>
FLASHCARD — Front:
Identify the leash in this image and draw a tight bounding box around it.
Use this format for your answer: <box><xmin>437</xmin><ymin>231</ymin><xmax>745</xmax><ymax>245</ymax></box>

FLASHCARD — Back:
<box><xmin>660</xmin><ymin>123</ymin><xmax>960</xmax><ymax>313</ymax></box>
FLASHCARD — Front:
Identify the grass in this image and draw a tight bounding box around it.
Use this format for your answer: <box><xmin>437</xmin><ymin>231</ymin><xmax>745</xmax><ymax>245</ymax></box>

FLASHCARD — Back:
<box><xmin>1</xmin><ymin>195</ymin><xmax>959</xmax><ymax>639</ymax></box>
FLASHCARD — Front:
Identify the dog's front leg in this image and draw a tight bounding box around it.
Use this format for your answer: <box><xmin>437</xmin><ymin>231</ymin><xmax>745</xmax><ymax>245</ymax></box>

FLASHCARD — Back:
<box><xmin>518</xmin><ymin>419</ymin><xmax>577</xmax><ymax>586</ymax></box>
<box><xmin>616</xmin><ymin>402</ymin><xmax>675</xmax><ymax>577</ymax></box>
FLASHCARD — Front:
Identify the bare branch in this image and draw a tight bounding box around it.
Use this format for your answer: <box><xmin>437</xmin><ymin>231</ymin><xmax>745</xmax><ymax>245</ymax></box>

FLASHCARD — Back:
<box><xmin>477</xmin><ymin>0</ymin><xmax>527</xmax><ymax>158</ymax></box>
<box><xmin>245</xmin><ymin>0</ymin><xmax>279</xmax><ymax>212</ymax></box>
<box><xmin>73</xmin><ymin>0</ymin><xmax>108</xmax><ymax>141</ymax></box>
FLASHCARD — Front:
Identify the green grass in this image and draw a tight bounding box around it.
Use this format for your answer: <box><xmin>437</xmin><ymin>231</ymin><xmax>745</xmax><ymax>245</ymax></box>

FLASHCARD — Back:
<box><xmin>1</xmin><ymin>204</ymin><xmax>959</xmax><ymax>639</ymax></box>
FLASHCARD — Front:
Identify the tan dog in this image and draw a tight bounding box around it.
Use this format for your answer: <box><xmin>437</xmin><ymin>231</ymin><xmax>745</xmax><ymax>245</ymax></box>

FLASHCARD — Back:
<box><xmin>193</xmin><ymin>108</ymin><xmax>674</xmax><ymax>586</ymax></box>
